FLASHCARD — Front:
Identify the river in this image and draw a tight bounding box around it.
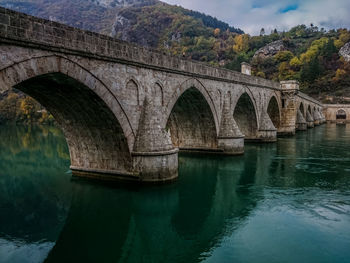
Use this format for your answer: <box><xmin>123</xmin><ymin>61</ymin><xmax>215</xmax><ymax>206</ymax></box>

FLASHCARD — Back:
<box><xmin>0</xmin><ymin>124</ymin><xmax>349</xmax><ymax>263</ymax></box>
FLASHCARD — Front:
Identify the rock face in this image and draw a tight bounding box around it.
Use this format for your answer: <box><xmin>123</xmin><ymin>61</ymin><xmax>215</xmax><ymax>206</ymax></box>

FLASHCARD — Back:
<box><xmin>253</xmin><ymin>40</ymin><xmax>286</xmax><ymax>59</ymax></box>
<box><xmin>339</xmin><ymin>42</ymin><xmax>350</xmax><ymax>62</ymax></box>
<box><xmin>111</xmin><ymin>2</ymin><xmax>171</xmax><ymax>47</ymax></box>
<box><xmin>96</xmin><ymin>0</ymin><xmax>150</xmax><ymax>8</ymax></box>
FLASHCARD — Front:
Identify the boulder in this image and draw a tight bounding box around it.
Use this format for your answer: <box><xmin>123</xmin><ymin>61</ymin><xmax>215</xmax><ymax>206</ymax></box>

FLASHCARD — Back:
<box><xmin>253</xmin><ymin>40</ymin><xmax>286</xmax><ymax>59</ymax></box>
<box><xmin>339</xmin><ymin>42</ymin><xmax>350</xmax><ymax>62</ymax></box>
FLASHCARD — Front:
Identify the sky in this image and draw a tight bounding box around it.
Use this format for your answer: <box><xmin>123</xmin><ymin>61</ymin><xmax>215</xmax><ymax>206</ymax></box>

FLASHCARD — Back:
<box><xmin>162</xmin><ymin>0</ymin><xmax>350</xmax><ymax>35</ymax></box>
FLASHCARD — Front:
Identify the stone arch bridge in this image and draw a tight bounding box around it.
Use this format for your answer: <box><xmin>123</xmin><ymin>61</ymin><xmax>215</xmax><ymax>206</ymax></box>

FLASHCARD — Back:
<box><xmin>0</xmin><ymin>7</ymin><xmax>325</xmax><ymax>182</ymax></box>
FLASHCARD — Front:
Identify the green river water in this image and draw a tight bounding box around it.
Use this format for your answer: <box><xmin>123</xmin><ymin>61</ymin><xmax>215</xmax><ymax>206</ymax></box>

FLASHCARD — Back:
<box><xmin>0</xmin><ymin>124</ymin><xmax>349</xmax><ymax>263</ymax></box>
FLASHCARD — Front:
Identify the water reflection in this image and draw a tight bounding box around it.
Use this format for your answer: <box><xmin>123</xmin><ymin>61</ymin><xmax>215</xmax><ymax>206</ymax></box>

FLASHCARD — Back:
<box><xmin>0</xmin><ymin>124</ymin><xmax>350</xmax><ymax>263</ymax></box>
<box><xmin>0</xmin><ymin>125</ymin><xmax>71</xmax><ymax>263</ymax></box>
<box><xmin>45</xmin><ymin>154</ymin><xmax>260</xmax><ymax>263</ymax></box>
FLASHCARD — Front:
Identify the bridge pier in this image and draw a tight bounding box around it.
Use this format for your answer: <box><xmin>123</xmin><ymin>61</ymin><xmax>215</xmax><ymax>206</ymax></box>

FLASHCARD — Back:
<box><xmin>278</xmin><ymin>81</ymin><xmax>298</xmax><ymax>136</ymax></box>
<box><xmin>313</xmin><ymin>111</ymin><xmax>320</xmax><ymax>126</ymax></box>
<box><xmin>257</xmin><ymin>111</ymin><xmax>277</xmax><ymax>142</ymax></box>
<box><xmin>296</xmin><ymin>109</ymin><xmax>307</xmax><ymax>131</ymax></box>
<box><xmin>306</xmin><ymin>111</ymin><xmax>314</xmax><ymax>128</ymax></box>
<box><xmin>217</xmin><ymin>97</ymin><xmax>244</xmax><ymax>154</ymax></box>
<box><xmin>132</xmin><ymin>98</ymin><xmax>178</xmax><ymax>182</ymax></box>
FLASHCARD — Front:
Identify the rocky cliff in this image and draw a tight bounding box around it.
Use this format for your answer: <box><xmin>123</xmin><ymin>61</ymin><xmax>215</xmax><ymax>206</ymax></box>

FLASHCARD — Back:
<box><xmin>253</xmin><ymin>40</ymin><xmax>287</xmax><ymax>59</ymax></box>
<box><xmin>339</xmin><ymin>42</ymin><xmax>350</xmax><ymax>62</ymax></box>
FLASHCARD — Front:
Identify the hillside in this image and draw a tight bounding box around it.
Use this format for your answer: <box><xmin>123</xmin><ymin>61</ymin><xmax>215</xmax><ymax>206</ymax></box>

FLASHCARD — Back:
<box><xmin>0</xmin><ymin>0</ymin><xmax>350</xmax><ymax>124</ymax></box>
<box><xmin>0</xmin><ymin>0</ymin><xmax>243</xmax><ymax>46</ymax></box>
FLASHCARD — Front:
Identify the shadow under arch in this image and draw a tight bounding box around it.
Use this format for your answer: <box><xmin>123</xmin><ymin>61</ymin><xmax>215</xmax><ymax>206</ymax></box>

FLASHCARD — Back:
<box><xmin>336</xmin><ymin>109</ymin><xmax>346</xmax><ymax>120</ymax></box>
<box><xmin>0</xmin><ymin>56</ymin><xmax>135</xmax><ymax>175</ymax></box>
<box><xmin>0</xmin><ymin>55</ymin><xmax>135</xmax><ymax>149</ymax></box>
<box><xmin>233</xmin><ymin>92</ymin><xmax>259</xmax><ymax>140</ymax></box>
<box><xmin>14</xmin><ymin>73</ymin><xmax>133</xmax><ymax>175</ymax></box>
<box><xmin>165</xmin><ymin>78</ymin><xmax>219</xmax><ymax>133</ymax></box>
<box><xmin>166</xmin><ymin>85</ymin><xmax>218</xmax><ymax>151</ymax></box>
<box><xmin>44</xmin><ymin>183</ymin><xmax>134</xmax><ymax>263</ymax></box>
<box><xmin>267</xmin><ymin>95</ymin><xmax>281</xmax><ymax>130</ymax></box>
<box><xmin>299</xmin><ymin>102</ymin><xmax>305</xmax><ymax>118</ymax></box>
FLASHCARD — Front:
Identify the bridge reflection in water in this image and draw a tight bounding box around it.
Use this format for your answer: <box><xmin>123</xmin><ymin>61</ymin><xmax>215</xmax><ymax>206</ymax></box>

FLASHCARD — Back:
<box><xmin>44</xmin><ymin>152</ymin><xmax>262</xmax><ymax>262</ymax></box>
<box><xmin>0</xmin><ymin>124</ymin><xmax>350</xmax><ymax>263</ymax></box>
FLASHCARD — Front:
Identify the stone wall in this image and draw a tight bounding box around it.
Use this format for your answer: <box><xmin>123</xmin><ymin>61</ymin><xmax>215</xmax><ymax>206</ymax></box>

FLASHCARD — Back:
<box><xmin>323</xmin><ymin>104</ymin><xmax>350</xmax><ymax>123</ymax></box>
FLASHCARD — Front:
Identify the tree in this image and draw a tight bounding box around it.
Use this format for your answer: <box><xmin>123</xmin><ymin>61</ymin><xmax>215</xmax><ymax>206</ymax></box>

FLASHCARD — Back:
<box><xmin>19</xmin><ymin>97</ymin><xmax>36</xmax><ymax>123</ymax></box>
<box><xmin>274</xmin><ymin>51</ymin><xmax>294</xmax><ymax>62</ymax></box>
<box><xmin>233</xmin><ymin>34</ymin><xmax>250</xmax><ymax>53</ymax></box>
<box><xmin>321</xmin><ymin>38</ymin><xmax>337</xmax><ymax>58</ymax></box>
<box><xmin>290</xmin><ymin>56</ymin><xmax>302</xmax><ymax>68</ymax></box>
<box><xmin>300</xmin><ymin>37</ymin><xmax>328</xmax><ymax>63</ymax></box>
<box><xmin>214</xmin><ymin>28</ymin><xmax>220</xmax><ymax>36</ymax></box>
<box><xmin>301</xmin><ymin>57</ymin><xmax>323</xmax><ymax>83</ymax></box>
<box><xmin>260</xmin><ymin>28</ymin><xmax>265</xmax><ymax>36</ymax></box>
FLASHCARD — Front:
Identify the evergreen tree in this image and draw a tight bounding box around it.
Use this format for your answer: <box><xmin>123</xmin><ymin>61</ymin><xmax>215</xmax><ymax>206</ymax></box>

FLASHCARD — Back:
<box><xmin>260</xmin><ymin>28</ymin><xmax>265</xmax><ymax>36</ymax></box>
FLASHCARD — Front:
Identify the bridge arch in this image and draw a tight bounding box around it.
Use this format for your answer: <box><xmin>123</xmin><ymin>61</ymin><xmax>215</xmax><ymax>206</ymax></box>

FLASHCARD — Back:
<box><xmin>266</xmin><ymin>94</ymin><xmax>281</xmax><ymax>129</ymax></box>
<box><xmin>165</xmin><ymin>78</ymin><xmax>218</xmax><ymax>150</ymax></box>
<box><xmin>336</xmin><ymin>109</ymin><xmax>346</xmax><ymax>120</ymax></box>
<box><xmin>0</xmin><ymin>55</ymin><xmax>134</xmax><ymax>175</ymax></box>
<box><xmin>298</xmin><ymin>102</ymin><xmax>305</xmax><ymax>117</ymax></box>
<box><xmin>233</xmin><ymin>90</ymin><xmax>259</xmax><ymax>140</ymax></box>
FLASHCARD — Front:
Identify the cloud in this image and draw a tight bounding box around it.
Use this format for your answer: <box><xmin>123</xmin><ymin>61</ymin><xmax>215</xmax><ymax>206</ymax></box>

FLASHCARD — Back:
<box><xmin>162</xmin><ymin>0</ymin><xmax>350</xmax><ymax>35</ymax></box>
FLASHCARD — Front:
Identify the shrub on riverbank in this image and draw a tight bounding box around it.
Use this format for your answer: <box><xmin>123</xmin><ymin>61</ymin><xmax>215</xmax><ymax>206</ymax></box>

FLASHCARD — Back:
<box><xmin>0</xmin><ymin>90</ymin><xmax>55</xmax><ymax>125</ymax></box>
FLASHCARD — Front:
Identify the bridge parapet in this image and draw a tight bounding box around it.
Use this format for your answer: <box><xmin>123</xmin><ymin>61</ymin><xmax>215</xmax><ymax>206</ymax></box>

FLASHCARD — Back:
<box><xmin>297</xmin><ymin>92</ymin><xmax>323</xmax><ymax>107</ymax></box>
<box><xmin>0</xmin><ymin>7</ymin><xmax>280</xmax><ymax>89</ymax></box>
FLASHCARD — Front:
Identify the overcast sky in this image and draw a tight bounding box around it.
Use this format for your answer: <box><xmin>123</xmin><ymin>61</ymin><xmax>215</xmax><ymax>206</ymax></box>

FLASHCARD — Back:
<box><xmin>162</xmin><ymin>0</ymin><xmax>350</xmax><ymax>35</ymax></box>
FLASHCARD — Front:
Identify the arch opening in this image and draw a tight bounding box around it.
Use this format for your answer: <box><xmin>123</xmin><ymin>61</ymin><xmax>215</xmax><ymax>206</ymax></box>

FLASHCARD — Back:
<box><xmin>166</xmin><ymin>87</ymin><xmax>217</xmax><ymax>151</ymax></box>
<box><xmin>307</xmin><ymin>105</ymin><xmax>312</xmax><ymax>115</ymax></box>
<box><xmin>299</xmin><ymin>103</ymin><xmax>305</xmax><ymax>118</ymax></box>
<box><xmin>14</xmin><ymin>72</ymin><xmax>133</xmax><ymax>174</ymax></box>
<box><xmin>233</xmin><ymin>93</ymin><xmax>258</xmax><ymax>140</ymax></box>
<box><xmin>267</xmin><ymin>96</ymin><xmax>280</xmax><ymax>129</ymax></box>
<box><xmin>336</xmin><ymin>109</ymin><xmax>346</xmax><ymax>120</ymax></box>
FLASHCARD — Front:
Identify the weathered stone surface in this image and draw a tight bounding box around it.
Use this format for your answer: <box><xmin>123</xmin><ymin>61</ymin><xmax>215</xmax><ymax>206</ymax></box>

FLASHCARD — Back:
<box><xmin>253</xmin><ymin>40</ymin><xmax>286</xmax><ymax>59</ymax></box>
<box><xmin>306</xmin><ymin>110</ymin><xmax>314</xmax><ymax>128</ymax></box>
<box><xmin>218</xmin><ymin>95</ymin><xmax>244</xmax><ymax>154</ymax></box>
<box><xmin>339</xmin><ymin>42</ymin><xmax>350</xmax><ymax>62</ymax></box>
<box><xmin>257</xmin><ymin>110</ymin><xmax>277</xmax><ymax>142</ymax></box>
<box><xmin>323</xmin><ymin>104</ymin><xmax>350</xmax><ymax>123</ymax></box>
<box><xmin>279</xmin><ymin>81</ymin><xmax>299</xmax><ymax>136</ymax></box>
<box><xmin>313</xmin><ymin>110</ymin><xmax>321</xmax><ymax>125</ymax></box>
<box><xmin>296</xmin><ymin>109</ymin><xmax>307</xmax><ymax>131</ymax></box>
<box><xmin>0</xmin><ymin>7</ymin><xmax>324</xmax><ymax>183</ymax></box>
